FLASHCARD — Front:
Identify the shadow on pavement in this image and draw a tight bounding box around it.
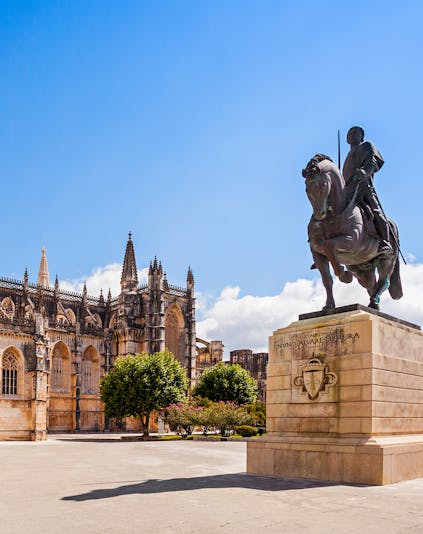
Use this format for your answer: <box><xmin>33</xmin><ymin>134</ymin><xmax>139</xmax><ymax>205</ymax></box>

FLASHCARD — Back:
<box><xmin>55</xmin><ymin>438</ymin><xmax>123</xmax><ymax>443</ymax></box>
<box><xmin>62</xmin><ymin>473</ymin><xmax>364</xmax><ymax>501</ymax></box>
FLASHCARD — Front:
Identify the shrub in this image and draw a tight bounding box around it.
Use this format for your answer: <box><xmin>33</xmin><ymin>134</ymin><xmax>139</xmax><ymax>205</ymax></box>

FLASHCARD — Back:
<box><xmin>163</xmin><ymin>402</ymin><xmax>203</xmax><ymax>435</ymax></box>
<box><xmin>235</xmin><ymin>425</ymin><xmax>258</xmax><ymax>437</ymax></box>
<box><xmin>205</xmin><ymin>401</ymin><xmax>253</xmax><ymax>437</ymax></box>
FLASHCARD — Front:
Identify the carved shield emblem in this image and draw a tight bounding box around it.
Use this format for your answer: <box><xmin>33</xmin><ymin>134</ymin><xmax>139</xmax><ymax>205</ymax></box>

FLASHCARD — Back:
<box><xmin>303</xmin><ymin>364</ymin><xmax>325</xmax><ymax>400</ymax></box>
<box><xmin>293</xmin><ymin>356</ymin><xmax>337</xmax><ymax>401</ymax></box>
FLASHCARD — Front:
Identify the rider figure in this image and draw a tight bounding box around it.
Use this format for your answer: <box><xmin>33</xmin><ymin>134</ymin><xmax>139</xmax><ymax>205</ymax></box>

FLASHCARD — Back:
<box><xmin>343</xmin><ymin>126</ymin><xmax>392</xmax><ymax>254</ymax></box>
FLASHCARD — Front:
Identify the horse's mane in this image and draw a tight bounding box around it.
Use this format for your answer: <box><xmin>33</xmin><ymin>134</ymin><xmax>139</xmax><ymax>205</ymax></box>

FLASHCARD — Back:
<box><xmin>302</xmin><ymin>154</ymin><xmax>333</xmax><ymax>179</ymax></box>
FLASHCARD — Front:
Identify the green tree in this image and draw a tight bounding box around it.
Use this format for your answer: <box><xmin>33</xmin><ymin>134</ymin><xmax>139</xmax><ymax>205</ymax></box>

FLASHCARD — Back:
<box><xmin>244</xmin><ymin>401</ymin><xmax>266</xmax><ymax>427</ymax></box>
<box><xmin>193</xmin><ymin>362</ymin><xmax>258</xmax><ymax>404</ymax></box>
<box><xmin>100</xmin><ymin>351</ymin><xmax>188</xmax><ymax>437</ymax></box>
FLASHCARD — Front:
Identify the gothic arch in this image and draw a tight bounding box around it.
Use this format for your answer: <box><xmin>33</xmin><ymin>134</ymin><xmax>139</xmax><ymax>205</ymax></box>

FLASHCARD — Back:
<box><xmin>81</xmin><ymin>345</ymin><xmax>100</xmax><ymax>394</ymax></box>
<box><xmin>50</xmin><ymin>341</ymin><xmax>71</xmax><ymax>392</ymax></box>
<box><xmin>165</xmin><ymin>304</ymin><xmax>185</xmax><ymax>365</ymax></box>
<box><xmin>1</xmin><ymin>346</ymin><xmax>24</xmax><ymax>397</ymax></box>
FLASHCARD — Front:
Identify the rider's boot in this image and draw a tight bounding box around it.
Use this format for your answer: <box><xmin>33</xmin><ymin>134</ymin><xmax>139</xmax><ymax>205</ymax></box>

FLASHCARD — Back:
<box><xmin>374</xmin><ymin>218</ymin><xmax>393</xmax><ymax>254</ymax></box>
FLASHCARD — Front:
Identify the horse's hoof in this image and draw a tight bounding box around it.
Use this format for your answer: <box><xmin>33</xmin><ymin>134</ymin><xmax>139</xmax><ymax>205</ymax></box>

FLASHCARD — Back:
<box><xmin>368</xmin><ymin>302</ymin><xmax>380</xmax><ymax>310</ymax></box>
<box><xmin>322</xmin><ymin>304</ymin><xmax>335</xmax><ymax>311</ymax></box>
<box><xmin>339</xmin><ymin>270</ymin><xmax>353</xmax><ymax>284</ymax></box>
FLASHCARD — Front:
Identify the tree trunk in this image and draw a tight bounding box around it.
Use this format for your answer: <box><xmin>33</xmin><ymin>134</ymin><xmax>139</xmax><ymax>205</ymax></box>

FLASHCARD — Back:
<box><xmin>140</xmin><ymin>413</ymin><xmax>150</xmax><ymax>437</ymax></box>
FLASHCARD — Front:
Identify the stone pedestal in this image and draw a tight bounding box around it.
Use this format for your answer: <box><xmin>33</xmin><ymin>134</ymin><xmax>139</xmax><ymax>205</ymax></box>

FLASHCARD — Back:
<box><xmin>247</xmin><ymin>305</ymin><xmax>423</xmax><ymax>485</ymax></box>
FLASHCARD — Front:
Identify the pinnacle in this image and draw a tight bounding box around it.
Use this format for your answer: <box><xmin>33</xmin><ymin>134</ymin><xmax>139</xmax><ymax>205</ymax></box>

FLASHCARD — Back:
<box><xmin>121</xmin><ymin>233</ymin><xmax>138</xmax><ymax>285</ymax></box>
<box><xmin>187</xmin><ymin>266</ymin><xmax>194</xmax><ymax>284</ymax></box>
<box><xmin>37</xmin><ymin>246</ymin><xmax>50</xmax><ymax>288</ymax></box>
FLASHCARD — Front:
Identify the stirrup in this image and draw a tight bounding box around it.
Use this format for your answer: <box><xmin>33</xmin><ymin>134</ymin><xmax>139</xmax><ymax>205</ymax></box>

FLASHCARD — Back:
<box><xmin>377</xmin><ymin>241</ymin><xmax>393</xmax><ymax>254</ymax></box>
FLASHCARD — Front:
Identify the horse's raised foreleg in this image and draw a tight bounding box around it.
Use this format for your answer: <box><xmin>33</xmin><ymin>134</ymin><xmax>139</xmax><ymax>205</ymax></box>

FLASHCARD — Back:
<box><xmin>312</xmin><ymin>251</ymin><xmax>335</xmax><ymax>309</ymax></box>
<box><xmin>323</xmin><ymin>236</ymin><xmax>353</xmax><ymax>284</ymax></box>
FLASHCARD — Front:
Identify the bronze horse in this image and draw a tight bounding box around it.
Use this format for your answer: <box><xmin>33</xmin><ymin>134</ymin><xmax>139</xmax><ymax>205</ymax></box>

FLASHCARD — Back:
<box><xmin>303</xmin><ymin>154</ymin><xmax>402</xmax><ymax>310</ymax></box>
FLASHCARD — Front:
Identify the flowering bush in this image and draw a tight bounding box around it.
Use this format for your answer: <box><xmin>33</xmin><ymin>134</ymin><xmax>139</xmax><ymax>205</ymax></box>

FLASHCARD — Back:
<box><xmin>164</xmin><ymin>400</ymin><xmax>254</xmax><ymax>437</ymax></box>
<box><xmin>163</xmin><ymin>402</ymin><xmax>203</xmax><ymax>435</ymax></box>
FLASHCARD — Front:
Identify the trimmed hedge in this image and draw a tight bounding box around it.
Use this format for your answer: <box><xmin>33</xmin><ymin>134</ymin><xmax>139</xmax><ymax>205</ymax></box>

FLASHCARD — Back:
<box><xmin>235</xmin><ymin>425</ymin><xmax>258</xmax><ymax>437</ymax></box>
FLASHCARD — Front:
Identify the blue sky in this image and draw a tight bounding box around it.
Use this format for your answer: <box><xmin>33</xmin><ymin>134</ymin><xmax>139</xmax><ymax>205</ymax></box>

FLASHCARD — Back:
<box><xmin>1</xmin><ymin>1</ymin><xmax>423</xmax><ymax>350</ymax></box>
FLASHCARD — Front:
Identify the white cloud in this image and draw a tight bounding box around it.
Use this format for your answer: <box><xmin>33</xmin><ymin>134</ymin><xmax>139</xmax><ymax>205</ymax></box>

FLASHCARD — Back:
<box><xmin>60</xmin><ymin>263</ymin><xmax>148</xmax><ymax>297</ymax></box>
<box><xmin>197</xmin><ymin>263</ymin><xmax>423</xmax><ymax>357</ymax></box>
<box><xmin>59</xmin><ymin>261</ymin><xmax>423</xmax><ymax>360</ymax></box>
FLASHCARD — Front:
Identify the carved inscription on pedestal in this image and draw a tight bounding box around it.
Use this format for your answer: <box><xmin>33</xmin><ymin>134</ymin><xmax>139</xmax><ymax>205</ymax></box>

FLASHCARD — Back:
<box><xmin>274</xmin><ymin>326</ymin><xmax>360</xmax><ymax>359</ymax></box>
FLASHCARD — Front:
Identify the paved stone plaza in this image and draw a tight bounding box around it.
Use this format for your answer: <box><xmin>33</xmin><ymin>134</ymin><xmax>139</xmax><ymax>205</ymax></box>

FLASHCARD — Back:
<box><xmin>0</xmin><ymin>434</ymin><xmax>422</xmax><ymax>533</ymax></box>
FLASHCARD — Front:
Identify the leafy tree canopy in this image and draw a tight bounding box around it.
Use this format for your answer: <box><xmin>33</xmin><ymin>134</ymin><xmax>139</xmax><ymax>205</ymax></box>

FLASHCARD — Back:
<box><xmin>100</xmin><ymin>350</ymin><xmax>187</xmax><ymax>436</ymax></box>
<box><xmin>193</xmin><ymin>362</ymin><xmax>258</xmax><ymax>404</ymax></box>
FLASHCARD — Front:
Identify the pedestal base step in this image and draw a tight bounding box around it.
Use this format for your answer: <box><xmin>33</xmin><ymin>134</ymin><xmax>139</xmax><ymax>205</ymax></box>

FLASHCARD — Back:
<box><xmin>247</xmin><ymin>434</ymin><xmax>423</xmax><ymax>485</ymax></box>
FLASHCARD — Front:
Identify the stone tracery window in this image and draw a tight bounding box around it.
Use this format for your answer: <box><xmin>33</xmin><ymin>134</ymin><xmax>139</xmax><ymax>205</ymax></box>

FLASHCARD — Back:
<box><xmin>0</xmin><ymin>297</ymin><xmax>15</xmax><ymax>320</ymax></box>
<box><xmin>82</xmin><ymin>346</ymin><xmax>99</xmax><ymax>394</ymax></box>
<box><xmin>51</xmin><ymin>342</ymin><xmax>70</xmax><ymax>392</ymax></box>
<box><xmin>1</xmin><ymin>350</ymin><xmax>21</xmax><ymax>396</ymax></box>
<box><xmin>165</xmin><ymin>307</ymin><xmax>185</xmax><ymax>364</ymax></box>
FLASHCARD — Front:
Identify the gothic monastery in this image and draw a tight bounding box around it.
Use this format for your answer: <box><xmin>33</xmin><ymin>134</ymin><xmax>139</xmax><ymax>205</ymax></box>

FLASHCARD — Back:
<box><xmin>0</xmin><ymin>234</ymin><xmax>220</xmax><ymax>440</ymax></box>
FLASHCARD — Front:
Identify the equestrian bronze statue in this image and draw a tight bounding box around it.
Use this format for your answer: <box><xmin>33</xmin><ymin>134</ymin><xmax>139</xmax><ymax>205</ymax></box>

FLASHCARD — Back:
<box><xmin>302</xmin><ymin>128</ymin><xmax>403</xmax><ymax>310</ymax></box>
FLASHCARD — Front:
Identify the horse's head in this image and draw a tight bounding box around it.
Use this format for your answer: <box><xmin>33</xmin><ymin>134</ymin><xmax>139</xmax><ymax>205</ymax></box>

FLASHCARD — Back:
<box><xmin>302</xmin><ymin>154</ymin><xmax>336</xmax><ymax>220</ymax></box>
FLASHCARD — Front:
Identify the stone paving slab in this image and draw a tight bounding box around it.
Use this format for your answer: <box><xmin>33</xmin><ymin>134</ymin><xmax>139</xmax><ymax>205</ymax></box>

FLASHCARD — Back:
<box><xmin>0</xmin><ymin>434</ymin><xmax>423</xmax><ymax>533</ymax></box>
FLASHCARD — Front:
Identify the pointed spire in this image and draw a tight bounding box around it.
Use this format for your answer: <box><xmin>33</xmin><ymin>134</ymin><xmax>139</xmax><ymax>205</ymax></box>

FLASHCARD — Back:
<box><xmin>149</xmin><ymin>261</ymin><xmax>153</xmax><ymax>275</ymax></box>
<box><xmin>121</xmin><ymin>232</ymin><xmax>138</xmax><ymax>291</ymax></box>
<box><xmin>37</xmin><ymin>247</ymin><xmax>50</xmax><ymax>288</ymax></box>
<box><xmin>159</xmin><ymin>261</ymin><xmax>163</xmax><ymax>275</ymax></box>
<box><xmin>187</xmin><ymin>266</ymin><xmax>194</xmax><ymax>284</ymax></box>
<box><xmin>153</xmin><ymin>256</ymin><xmax>158</xmax><ymax>271</ymax></box>
<box><xmin>107</xmin><ymin>288</ymin><xmax>112</xmax><ymax>306</ymax></box>
<box><xmin>99</xmin><ymin>288</ymin><xmax>105</xmax><ymax>307</ymax></box>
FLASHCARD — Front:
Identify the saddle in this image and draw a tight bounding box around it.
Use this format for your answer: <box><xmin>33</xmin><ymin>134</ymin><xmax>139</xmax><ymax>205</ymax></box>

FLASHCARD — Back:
<box><xmin>356</xmin><ymin>201</ymin><xmax>379</xmax><ymax>241</ymax></box>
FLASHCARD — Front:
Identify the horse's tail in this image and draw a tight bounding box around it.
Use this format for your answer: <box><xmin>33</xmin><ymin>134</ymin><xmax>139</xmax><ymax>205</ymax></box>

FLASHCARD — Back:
<box><xmin>388</xmin><ymin>219</ymin><xmax>403</xmax><ymax>300</ymax></box>
<box><xmin>389</xmin><ymin>255</ymin><xmax>403</xmax><ymax>300</ymax></box>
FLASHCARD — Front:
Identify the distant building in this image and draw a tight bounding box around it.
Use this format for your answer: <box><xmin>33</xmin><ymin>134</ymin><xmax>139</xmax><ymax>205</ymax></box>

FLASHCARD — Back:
<box><xmin>196</xmin><ymin>339</ymin><xmax>224</xmax><ymax>377</ymax></box>
<box><xmin>230</xmin><ymin>349</ymin><xmax>268</xmax><ymax>402</ymax></box>
<box><xmin>0</xmin><ymin>234</ymin><xmax>197</xmax><ymax>440</ymax></box>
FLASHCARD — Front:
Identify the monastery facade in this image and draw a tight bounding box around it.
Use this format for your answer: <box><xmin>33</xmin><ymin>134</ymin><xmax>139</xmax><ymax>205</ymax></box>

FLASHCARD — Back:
<box><xmin>0</xmin><ymin>234</ymin><xmax>197</xmax><ymax>440</ymax></box>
